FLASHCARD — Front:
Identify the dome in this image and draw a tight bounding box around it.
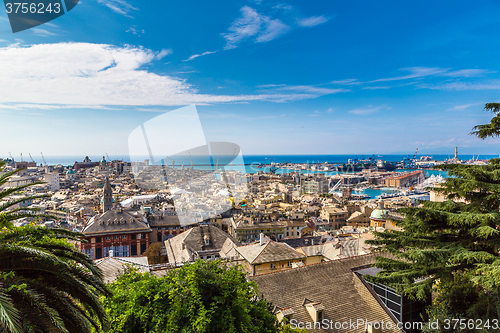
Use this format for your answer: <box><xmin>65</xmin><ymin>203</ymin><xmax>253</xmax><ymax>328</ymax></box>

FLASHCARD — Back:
<box><xmin>66</xmin><ymin>169</ymin><xmax>75</xmax><ymax>174</ymax></box>
<box><xmin>370</xmin><ymin>208</ymin><xmax>387</xmax><ymax>221</ymax></box>
<box><xmin>101</xmin><ymin>156</ymin><xmax>106</xmax><ymax>163</ymax></box>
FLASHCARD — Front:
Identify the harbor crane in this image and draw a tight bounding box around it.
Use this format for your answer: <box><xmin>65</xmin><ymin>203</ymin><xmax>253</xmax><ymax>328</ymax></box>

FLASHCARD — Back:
<box><xmin>413</xmin><ymin>148</ymin><xmax>418</xmax><ymax>162</ymax></box>
<box><xmin>9</xmin><ymin>152</ymin><xmax>14</xmax><ymax>163</ymax></box>
<box><xmin>329</xmin><ymin>179</ymin><xmax>342</xmax><ymax>194</ymax></box>
<box><xmin>29</xmin><ymin>153</ymin><xmax>35</xmax><ymax>163</ymax></box>
<box><xmin>20</xmin><ymin>153</ymin><xmax>23</xmax><ymax>162</ymax></box>
<box><xmin>213</xmin><ymin>159</ymin><xmax>219</xmax><ymax>175</ymax></box>
<box><xmin>189</xmin><ymin>152</ymin><xmax>194</xmax><ymax>169</ymax></box>
<box><xmin>106</xmin><ymin>153</ymin><xmax>110</xmax><ymax>161</ymax></box>
<box><xmin>40</xmin><ymin>152</ymin><xmax>47</xmax><ymax>166</ymax></box>
<box><xmin>165</xmin><ymin>156</ymin><xmax>175</xmax><ymax>167</ymax></box>
<box><xmin>181</xmin><ymin>158</ymin><xmax>185</xmax><ymax>170</ymax></box>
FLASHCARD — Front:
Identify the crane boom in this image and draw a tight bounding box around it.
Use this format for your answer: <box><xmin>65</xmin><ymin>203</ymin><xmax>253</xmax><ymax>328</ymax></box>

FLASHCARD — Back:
<box><xmin>213</xmin><ymin>159</ymin><xmax>219</xmax><ymax>175</ymax></box>
<box><xmin>189</xmin><ymin>152</ymin><xmax>194</xmax><ymax>169</ymax></box>
<box><xmin>165</xmin><ymin>156</ymin><xmax>175</xmax><ymax>167</ymax></box>
<box><xmin>40</xmin><ymin>152</ymin><xmax>47</xmax><ymax>166</ymax></box>
<box><xmin>9</xmin><ymin>152</ymin><xmax>14</xmax><ymax>163</ymax></box>
<box><xmin>29</xmin><ymin>153</ymin><xmax>35</xmax><ymax>163</ymax></box>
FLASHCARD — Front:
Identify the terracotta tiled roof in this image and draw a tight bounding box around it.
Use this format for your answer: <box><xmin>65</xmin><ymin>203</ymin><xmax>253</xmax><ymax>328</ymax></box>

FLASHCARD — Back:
<box><xmin>82</xmin><ymin>210</ymin><xmax>151</xmax><ymax>235</ymax></box>
<box><xmin>250</xmin><ymin>253</ymin><xmax>403</xmax><ymax>333</ymax></box>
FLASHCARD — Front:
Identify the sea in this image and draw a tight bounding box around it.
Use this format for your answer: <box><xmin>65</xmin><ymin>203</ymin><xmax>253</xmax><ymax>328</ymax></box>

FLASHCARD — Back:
<box><xmin>13</xmin><ymin>154</ymin><xmax>498</xmax><ymax>168</ymax></box>
<box><xmin>6</xmin><ymin>153</ymin><xmax>495</xmax><ymax>200</ymax></box>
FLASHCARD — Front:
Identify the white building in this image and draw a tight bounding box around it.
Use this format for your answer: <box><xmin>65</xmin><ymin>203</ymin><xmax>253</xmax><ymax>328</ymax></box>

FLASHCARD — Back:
<box><xmin>44</xmin><ymin>172</ymin><xmax>60</xmax><ymax>191</ymax></box>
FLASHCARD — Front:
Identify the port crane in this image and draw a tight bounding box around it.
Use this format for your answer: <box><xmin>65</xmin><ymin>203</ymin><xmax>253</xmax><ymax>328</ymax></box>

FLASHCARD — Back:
<box><xmin>213</xmin><ymin>159</ymin><xmax>219</xmax><ymax>175</ymax></box>
<box><xmin>9</xmin><ymin>152</ymin><xmax>14</xmax><ymax>163</ymax></box>
<box><xmin>165</xmin><ymin>156</ymin><xmax>175</xmax><ymax>167</ymax></box>
<box><xmin>189</xmin><ymin>152</ymin><xmax>194</xmax><ymax>169</ymax></box>
<box><xmin>329</xmin><ymin>179</ymin><xmax>342</xmax><ymax>194</ymax></box>
<box><xmin>181</xmin><ymin>158</ymin><xmax>185</xmax><ymax>170</ymax></box>
<box><xmin>29</xmin><ymin>153</ymin><xmax>35</xmax><ymax>163</ymax></box>
<box><xmin>40</xmin><ymin>152</ymin><xmax>47</xmax><ymax>166</ymax></box>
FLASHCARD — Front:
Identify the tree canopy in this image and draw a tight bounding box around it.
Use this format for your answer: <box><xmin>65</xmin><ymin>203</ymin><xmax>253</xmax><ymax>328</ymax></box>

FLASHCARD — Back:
<box><xmin>0</xmin><ymin>161</ymin><xmax>109</xmax><ymax>333</ymax></box>
<box><xmin>102</xmin><ymin>260</ymin><xmax>296</xmax><ymax>333</ymax></box>
<box><xmin>367</xmin><ymin>103</ymin><xmax>500</xmax><ymax>331</ymax></box>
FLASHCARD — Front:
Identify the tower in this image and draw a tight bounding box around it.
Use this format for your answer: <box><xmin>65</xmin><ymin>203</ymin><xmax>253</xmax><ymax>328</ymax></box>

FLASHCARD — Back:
<box><xmin>454</xmin><ymin>147</ymin><xmax>458</xmax><ymax>159</ymax></box>
<box><xmin>102</xmin><ymin>177</ymin><xmax>113</xmax><ymax>213</ymax></box>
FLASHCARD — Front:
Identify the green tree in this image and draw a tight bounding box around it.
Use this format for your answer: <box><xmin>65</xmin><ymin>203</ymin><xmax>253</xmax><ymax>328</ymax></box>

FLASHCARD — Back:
<box><xmin>0</xmin><ymin>161</ymin><xmax>110</xmax><ymax>333</ymax></box>
<box><xmin>142</xmin><ymin>242</ymin><xmax>164</xmax><ymax>264</ymax></box>
<box><xmin>103</xmin><ymin>260</ymin><xmax>284</xmax><ymax>333</ymax></box>
<box><xmin>367</xmin><ymin>104</ymin><xmax>500</xmax><ymax>332</ymax></box>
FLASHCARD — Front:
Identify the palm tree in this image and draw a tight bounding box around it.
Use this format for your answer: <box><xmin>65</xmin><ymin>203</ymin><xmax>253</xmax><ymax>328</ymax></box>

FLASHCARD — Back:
<box><xmin>0</xmin><ymin>161</ymin><xmax>109</xmax><ymax>333</ymax></box>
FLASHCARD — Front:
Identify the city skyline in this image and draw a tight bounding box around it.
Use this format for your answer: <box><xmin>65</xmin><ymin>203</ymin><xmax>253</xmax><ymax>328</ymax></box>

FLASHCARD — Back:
<box><xmin>1</xmin><ymin>0</ymin><xmax>500</xmax><ymax>156</ymax></box>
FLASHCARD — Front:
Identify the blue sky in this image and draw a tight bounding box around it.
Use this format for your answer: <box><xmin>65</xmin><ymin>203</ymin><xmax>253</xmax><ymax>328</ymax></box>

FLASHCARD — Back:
<box><xmin>1</xmin><ymin>0</ymin><xmax>500</xmax><ymax>157</ymax></box>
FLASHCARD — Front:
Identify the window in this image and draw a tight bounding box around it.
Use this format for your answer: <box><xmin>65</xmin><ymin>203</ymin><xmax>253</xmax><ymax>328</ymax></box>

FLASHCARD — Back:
<box><xmin>114</xmin><ymin>236</ymin><xmax>119</xmax><ymax>239</ymax></box>
<box><xmin>122</xmin><ymin>235</ymin><xmax>127</xmax><ymax>239</ymax></box>
<box><xmin>131</xmin><ymin>234</ymin><xmax>136</xmax><ymax>240</ymax></box>
<box><xmin>270</xmin><ymin>263</ymin><xmax>276</xmax><ymax>270</ymax></box>
<box><xmin>287</xmin><ymin>261</ymin><xmax>292</xmax><ymax>267</ymax></box>
<box><xmin>317</xmin><ymin>311</ymin><xmax>323</xmax><ymax>322</ymax></box>
<box><xmin>106</xmin><ymin>237</ymin><xmax>111</xmax><ymax>240</ymax></box>
<box><xmin>96</xmin><ymin>237</ymin><xmax>101</xmax><ymax>243</ymax></box>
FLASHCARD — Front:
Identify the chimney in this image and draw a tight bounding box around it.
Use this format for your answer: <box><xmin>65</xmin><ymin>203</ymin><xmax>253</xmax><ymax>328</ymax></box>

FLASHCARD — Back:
<box><xmin>109</xmin><ymin>249</ymin><xmax>113</xmax><ymax>257</ymax></box>
<box><xmin>259</xmin><ymin>233</ymin><xmax>265</xmax><ymax>245</ymax></box>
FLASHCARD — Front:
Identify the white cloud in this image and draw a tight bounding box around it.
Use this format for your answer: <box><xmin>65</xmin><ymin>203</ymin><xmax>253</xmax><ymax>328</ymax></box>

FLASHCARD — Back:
<box><xmin>0</xmin><ymin>43</ymin><xmax>328</xmax><ymax>106</ymax></box>
<box><xmin>348</xmin><ymin>105</ymin><xmax>389</xmax><ymax>115</ymax></box>
<box><xmin>446</xmin><ymin>103</ymin><xmax>483</xmax><ymax>111</ymax></box>
<box><xmin>297</xmin><ymin>15</ymin><xmax>329</xmax><ymax>27</ymax></box>
<box><xmin>370</xmin><ymin>67</ymin><xmax>447</xmax><ymax>83</ymax></box>
<box><xmin>155</xmin><ymin>48</ymin><xmax>172</xmax><ymax>60</ymax></box>
<box><xmin>257</xmin><ymin>84</ymin><xmax>349</xmax><ymax>95</ymax></box>
<box><xmin>222</xmin><ymin>6</ymin><xmax>263</xmax><ymax>50</ymax></box>
<box><xmin>222</xmin><ymin>6</ymin><xmax>290</xmax><ymax>49</ymax></box>
<box><xmin>182</xmin><ymin>50</ymin><xmax>217</xmax><ymax>61</ymax></box>
<box><xmin>97</xmin><ymin>0</ymin><xmax>138</xmax><ymax>17</ymax></box>
<box><xmin>126</xmin><ymin>25</ymin><xmax>145</xmax><ymax>36</ymax></box>
<box><xmin>422</xmin><ymin>81</ymin><xmax>500</xmax><ymax>91</ymax></box>
<box><xmin>330</xmin><ymin>79</ymin><xmax>360</xmax><ymax>86</ymax></box>
<box><xmin>255</xmin><ymin>18</ymin><xmax>290</xmax><ymax>43</ymax></box>
<box><xmin>442</xmin><ymin>69</ymin><xmax>492</xmax><ymax>77</ymax></box>
<box><xmin>371</xmin><ymin>67</ymin><xmax>492</xmax><ymax>83</ymax></box>
<box><xmin>362</xmin><ymin>86</ymin><xmax>392</xmax><ymax>90</ymax></box>
<box><xmin>32</xmin><ymin>28</ymin><xmax>56</xmax><ymax>36</ymax></box>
